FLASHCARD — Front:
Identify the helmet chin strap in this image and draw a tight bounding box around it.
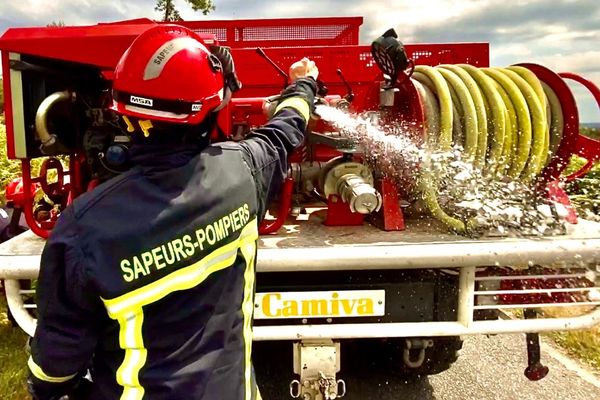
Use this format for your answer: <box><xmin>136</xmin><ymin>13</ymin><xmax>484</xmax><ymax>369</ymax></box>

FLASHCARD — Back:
<box><xmin>213</xmin><ymin>86</ymin><xmax>232</xmax><ymax>112</ymax></box>
<box><xmin>209</xmin><ymin>45</ymin><xmax>242</xmax><ymax>114</ymax></box>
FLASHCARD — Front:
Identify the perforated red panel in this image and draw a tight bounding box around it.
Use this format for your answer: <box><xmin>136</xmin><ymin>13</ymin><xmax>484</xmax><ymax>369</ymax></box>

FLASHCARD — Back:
<box><xmin>231</xmin><ymin>43</ymin><xmax>489</xmax><ymax>102</ymax></box>
<box><xmin>178</xmin><ymin>17</ymin><xmax>362</xmax><ymax>48</ymax></box>
<box><xmin>193</xmin><ymin>27</ymin><xmax>228</xmax><ymax>42</ymax></box>
<box><xmin>407</xmin><ymin>44</ymin><xmax>489</xmax><ymax>68</ymax></box>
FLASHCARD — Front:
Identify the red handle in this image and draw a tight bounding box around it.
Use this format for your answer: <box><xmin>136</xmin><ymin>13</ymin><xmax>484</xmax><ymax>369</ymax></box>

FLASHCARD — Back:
<box><xmin>259</xmin><ymin>178</ymin><xmax>294</xmax><ymax>235</ymax></box>
<box><xmin>559</xmin><ymin>72</ymin><xmax>600</xmax><ymax>181</ymax></box>
<box><xmin>39</xmin><ymin>157</ymin><xmax>65</xmax><ymax>198</ymax></box>
<box><xmin>21</xmin><ymin>160</ymin><xmax>50</xmax><ymax>239</ymax></box>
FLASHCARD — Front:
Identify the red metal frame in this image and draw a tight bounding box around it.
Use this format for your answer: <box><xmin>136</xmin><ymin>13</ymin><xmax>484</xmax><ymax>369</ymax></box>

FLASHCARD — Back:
<box><xmin>373</xmin><ymin>178</ymin><xmax>405</xmax><ymax>231</ymax></box>
<box><xmin>4</xmin><ymin>16</ymin><xmax>597</xmax><ymax>236</ymax></box>
<box><xmin>0</xmin><ymin>23</ymin><xmax>219</xmax><ymax>72</ymax></box>
<box><xmin>21</xmin><ymin>160</ymin><xmax>50</xmax><ymax>239</ymax></box>
<box><xmin>558</xmin><ymin>72</ymin><xmax>600</xmax><ymax>181</ymax></box>
<box><xmin>498</xmin><ymin>268</ymin><xmax>593</xmax><ymax>305</ymax></box>
<box><xmin>259</xmin><ymin>178</ymin><xmax>294</xmax><ymax>234</ymax></box>
<box><xmin>230</xmin><ymin>43</ymin><xmax>489</xmax><ymax>105</ymax></box>
<box><xmin>325</xmin><ymin>195</ymin><xmax>365</xmax><ymax>226</ymax></box>
<box><xmin>519</xmin><ymin>63</ymin><xmax>580</xmax><ymax>183</ymax></box>
<box><xmin>179</xmin><ymin>17</ymin><xmax>363</xmax><ymax>48</ymax></box>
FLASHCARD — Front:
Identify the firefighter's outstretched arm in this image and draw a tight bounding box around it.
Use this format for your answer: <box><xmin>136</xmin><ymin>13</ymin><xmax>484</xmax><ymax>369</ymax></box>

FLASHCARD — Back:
<box><xmin>239</xmin><ymin>58</ymin><xmax>319</xmax><ymax>217</ymax></box>
<box><xmin>28</xmin><ymin>207</ymin><xmax>100</xmax><ymax>400</ymax></box>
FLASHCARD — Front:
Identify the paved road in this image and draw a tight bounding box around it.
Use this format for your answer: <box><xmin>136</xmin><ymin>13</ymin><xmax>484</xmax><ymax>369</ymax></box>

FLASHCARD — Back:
<box><xmin>254</xmin><ymin>334</ymin><xmax>600</xmax><ymax>400</ymax></box>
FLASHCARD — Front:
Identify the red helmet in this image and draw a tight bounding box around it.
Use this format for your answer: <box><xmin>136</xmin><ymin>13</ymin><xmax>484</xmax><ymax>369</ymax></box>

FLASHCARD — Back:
<box><xmin>112</xmin><ymin>25</ymin><xmax>224</xmax><ymax>124</ymax></box>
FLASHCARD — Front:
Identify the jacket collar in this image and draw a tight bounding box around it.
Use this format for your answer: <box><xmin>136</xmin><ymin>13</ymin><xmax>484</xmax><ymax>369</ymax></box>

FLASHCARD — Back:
<box><xmin>130</xmin><ymin>143</ymin><xmax>204</xmax><ymax>173</ymax></box>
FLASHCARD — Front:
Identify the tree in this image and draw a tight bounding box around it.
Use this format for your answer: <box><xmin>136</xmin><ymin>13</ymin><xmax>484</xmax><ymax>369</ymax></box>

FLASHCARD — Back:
<box><xmin>47</xmin><ymin>21</ymin><xmax>65</xmax><ymax>27</ymax></box>
<box><xmin>155</xmin><ymin>0</ymin><xmax>215</xmax><ymax>22</ymax></box>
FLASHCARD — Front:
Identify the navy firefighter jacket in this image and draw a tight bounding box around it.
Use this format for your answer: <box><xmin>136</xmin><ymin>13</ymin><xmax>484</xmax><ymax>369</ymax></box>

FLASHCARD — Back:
<box><xmin>28</xmin><ymin>79</ymin><xmax>316</xmax><ymax>400</ymax></box>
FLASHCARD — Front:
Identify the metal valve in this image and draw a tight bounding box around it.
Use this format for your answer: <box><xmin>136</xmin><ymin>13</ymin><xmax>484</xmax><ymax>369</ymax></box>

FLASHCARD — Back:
<box><xmin>336</xmin><ymin>173</ymin><xmax>382</xmax><ymax>214</ymax></box>
<box><xmin>321</xmin><ymin>160</ymin><xmax>382</xmax><ymax>215</ymax></box>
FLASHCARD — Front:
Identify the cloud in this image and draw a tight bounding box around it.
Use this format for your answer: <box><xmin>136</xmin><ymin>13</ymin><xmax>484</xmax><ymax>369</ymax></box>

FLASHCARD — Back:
<box><xmin>0</xmin><ymin>0</ymin><xmax>598</xmax><ymax>120</ymax></box>
<box><xmin>0</xmin><ymin>0</ymin><xmax>152</xmax><ymax>30</ymax></box>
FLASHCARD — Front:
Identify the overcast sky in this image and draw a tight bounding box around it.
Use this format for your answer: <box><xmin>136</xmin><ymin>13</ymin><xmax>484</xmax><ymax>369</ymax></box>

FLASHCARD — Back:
<box><xmin>0</xmin><ymin>0</ymin><xmax>598</xmax><ymax>121</ymax></box>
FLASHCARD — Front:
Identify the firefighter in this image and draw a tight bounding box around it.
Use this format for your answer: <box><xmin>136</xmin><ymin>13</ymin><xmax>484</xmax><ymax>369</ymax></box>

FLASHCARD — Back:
<box><xmin>27</xmin><ymin>24</ymin><xmax>318</xmax><ymax>400</ymax></box>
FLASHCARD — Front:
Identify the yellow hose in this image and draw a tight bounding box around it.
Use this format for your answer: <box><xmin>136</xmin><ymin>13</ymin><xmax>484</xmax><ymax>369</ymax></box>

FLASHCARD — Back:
<box><xmin>413</xmin><ymin>66</ymin><xmax>470</xmax><ymax>233</ymax></box>
<box><xmin>421</xmin><ymin>173</ymin><xmax>467</xmax><ymax>233</ymax></box>
<box><xmin>412</xmin><ymin>79</ymin><xmax>440</xmax><ymax>149</ymax></box>
<box><xmin>459</xmin><ymin>64</ymin><xmax>507</xmax><ymax>175</ymax></box>
<box><xmin>414</xmin><ymin>66</ymin><xmax>454</xmax><ymax>150</ymax></box>
<box><xmin>541</xmin><ymin>81</ymin><xmax>564</xmax><ymax>158</ymax></box>
<box><xmin>437</xmin><ymin>68</ymin><xmax>478</xmax><ymax>160</ymax></box>
<box><xmin>494</xmin><ymin>68</ymin><xmax>547</xmax><ymax>180</ymax></box>
<box><xmin>408</xmin><ymin>63</ymin><xmax>554</xmax><ymax>234</ymax></box>
<box><xmin>439</xmin><ymin>64</ymin><xmax>488</xmax><ymax>169</ymax></box>
<box><xmin>489</xmin><ymin>79</ymin><xmax>517</xmax><ymax>176</ymax></box>
<box><xmin>482</xmin><ymin>68</ymin><xmax>532</xmax><ymax>179</ymax></box>
<box><xmin>507</xmin><ymin>66</ymin><xmax>550</xmax><ymax>166</ymax></box>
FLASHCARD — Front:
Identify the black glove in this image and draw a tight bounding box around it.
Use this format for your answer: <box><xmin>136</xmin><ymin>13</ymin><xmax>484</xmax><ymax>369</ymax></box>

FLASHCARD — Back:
<box><xmin>27</xmin><ymin>373</ymin><xmax>91</xmax><ymax>400</ymax></box>
<box><xmin>210</xmin><ymin>45</ymin><xmax>242</xmax><ymax>93</ymax></box>
<box><xmin>27</xmin><ymin>374</ymin><xmax>74</xmax><ymax>400</ymax></box>
<box><xmin>278</xmin><ymin>77</ymin><xmax>318</xmax><ymax>111</ymax></box>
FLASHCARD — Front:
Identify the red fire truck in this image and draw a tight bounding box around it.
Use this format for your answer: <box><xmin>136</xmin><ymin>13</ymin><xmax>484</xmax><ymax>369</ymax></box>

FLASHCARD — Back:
<box><xmin>1</xmin><ymin>16</ymin><xmax>599</xmax><ymax>399</ymax></box>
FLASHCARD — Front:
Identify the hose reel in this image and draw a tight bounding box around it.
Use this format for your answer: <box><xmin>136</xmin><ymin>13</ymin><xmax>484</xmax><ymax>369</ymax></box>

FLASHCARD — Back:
<box><xmin>409</xmin><ymin>63</ymin><xmax>576</xmax><ymax>234</ymax></box>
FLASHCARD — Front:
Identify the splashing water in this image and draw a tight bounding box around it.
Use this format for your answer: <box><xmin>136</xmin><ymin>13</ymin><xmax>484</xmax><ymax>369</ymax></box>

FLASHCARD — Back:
<box><xmin>315</xmin><ymin>104</ymin><xmax>567</xmax><ymax>236</ymax></box>
<box><xmin>315</xmin><ymin>104</ymin><xmax>422</xmax><ymax>183</ymax></box>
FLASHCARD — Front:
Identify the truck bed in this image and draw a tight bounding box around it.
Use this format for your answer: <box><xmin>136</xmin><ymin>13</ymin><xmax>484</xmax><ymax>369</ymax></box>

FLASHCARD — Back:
<box><xmin>2</xmin><ymin>210</ymin><xmax>600</xmax><ymax>339</ymax></box>
<box><xmin>1</xmin><ymin>209</ymin><xmax>600</xmax><ymax>279</ymax></box>
<box><xmin>259</xmin><ymin>209</ymin><xmax>600</xmax><ymax>271</ymax></box>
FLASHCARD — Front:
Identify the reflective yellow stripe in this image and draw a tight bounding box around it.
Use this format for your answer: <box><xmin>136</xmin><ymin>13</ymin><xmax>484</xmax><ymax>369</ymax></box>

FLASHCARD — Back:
<box><xmin>115</xmin><ymin>311</ymin><xmax>146</xmax><ymax>400</ymax></box>
<box><xmin>103</xmin><ymin>219</ymin><xmax>259</xmax><ymax>318</ymax></box>
<box><xmin>240</xmin><ymin>233</ymin><xmax>257</xmax><ymax>400</ymax></box>
<box><xmin>27</xmin><ymin>356</ymin><xmax>77</xmax><ymax>383</ymax></box>
<box><xmin>103</xmin><ymin>219</ymin><xmax>259</xmax><ymax>400</ymax></box>
<box><xmin>275</xmin><ymin>97</ymin><xmax>310</xmax><ymax>122</ymax></box>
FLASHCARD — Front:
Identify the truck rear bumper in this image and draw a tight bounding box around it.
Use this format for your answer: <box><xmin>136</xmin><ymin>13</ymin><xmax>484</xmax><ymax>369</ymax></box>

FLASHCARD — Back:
<box><xmin>2</xmin><ymin>219</ymin><xmax>600</xmax><ymax>338</ymax></box>
<box><xmin>253</xmin><ymin>309</ymin><xmax>600</xmax><ymax>341</ymax></box>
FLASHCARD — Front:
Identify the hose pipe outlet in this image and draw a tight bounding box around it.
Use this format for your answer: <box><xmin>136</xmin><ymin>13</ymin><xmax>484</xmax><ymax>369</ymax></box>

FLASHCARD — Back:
<box><xmin>336</xmin><ymin>173</ymin><xmax>382</xmax><ymax>214</ymax></box>
<box><xmin>321</xmin><ymin>160</ymin><xmax>382</xmax><ymax>215</ymax></box>
<box><xmin>35</xmin><ymin>90</ymin><xmax>72</xmax><ymax>155</ymax></box>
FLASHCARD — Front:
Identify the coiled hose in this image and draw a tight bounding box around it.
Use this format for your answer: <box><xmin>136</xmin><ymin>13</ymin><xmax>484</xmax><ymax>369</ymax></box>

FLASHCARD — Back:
<box><xmin>411</xmin><ymin>64</ymin><xmax>563</xmax><ymax>233</ymax></box>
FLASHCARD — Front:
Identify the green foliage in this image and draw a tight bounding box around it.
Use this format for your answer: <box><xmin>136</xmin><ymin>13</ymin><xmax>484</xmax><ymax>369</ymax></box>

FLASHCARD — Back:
<box><xmin>155</xmin><ymin>0</ymin><xmax>215</xmax><ymax>22</ymax></box>
<box><xmin>0</xmin><ymin>80</ymin><xmax>4</xmax><ymax>112</ymax></box>
<box><xmin>187</xmin><ymin>0</ymin><xmax>216</xmax><ymax>14</ymax></box>
<box><xmin>0</xmin><ymin>293</ymin><xmax>29</xmax><ymax>399</ymax></box>
<box><xmin>47</xmin><ymin>21</ymin><xmax>66</xmax><ymax>27</ymax></box>
<box><xmin>580</xmin><ymin>126</ymin><xmax>600</xmax><ymax>140</ymax></box>
<box><xmin>563</xmin><ymin>128</ymin><xmax>600</xmax><ymax>219</ymax></box>
<box><xmin>0</xmin><ymin>122</ymin><xmax>22</xmax><ymax>206</ymax></box>
<box><xmin>549</xmin><ymin>328</ymin><xmax>600</xmax><ymax>370</ymax></box>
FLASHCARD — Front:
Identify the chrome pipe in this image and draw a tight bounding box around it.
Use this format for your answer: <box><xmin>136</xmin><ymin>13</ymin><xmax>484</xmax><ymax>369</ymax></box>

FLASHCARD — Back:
<box><xmin>35</xmin><ymin>90</ymin><xmax>71</xmax><ymax>146</ymax></box>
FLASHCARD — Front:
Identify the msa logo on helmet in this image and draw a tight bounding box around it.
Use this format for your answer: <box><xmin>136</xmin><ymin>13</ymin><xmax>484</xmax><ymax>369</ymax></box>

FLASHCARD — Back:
<box><xmin>130</xmin><ymin>96</ymin><xmax>153</xmax><ymax>108</ymax></box>
<box><xmin>191</xmin><ymin>104</ymin><xmax>202</xmax><ymax>112</ymax></box>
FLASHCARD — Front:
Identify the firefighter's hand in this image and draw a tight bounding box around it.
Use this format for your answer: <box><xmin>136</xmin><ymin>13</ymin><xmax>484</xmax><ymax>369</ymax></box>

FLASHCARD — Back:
<box><xmin>289</xmin><ymin>58</ymin><xmax>319</xmax><ymax>81</ymax></box>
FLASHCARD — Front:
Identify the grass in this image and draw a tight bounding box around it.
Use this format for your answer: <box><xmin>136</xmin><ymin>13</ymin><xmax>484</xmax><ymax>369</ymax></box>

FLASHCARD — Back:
<box><xmin>0</xmin><ymin>288</ymin><xmax>30</xmax><ymax>399</ymax></box>
<box><xmin>550</xmin><ymin>330</ymin><xmax>600</xmax><ymax>370</ymax></box>
<box><xmin>0</xmin><ymin>116</ymin><xmax>34</xmax><ymax>398</ymax></box>
<box><xmin>544</xmin><ymin>307</ymin><xmax>600</xmax><ymax>371</ymax></box>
